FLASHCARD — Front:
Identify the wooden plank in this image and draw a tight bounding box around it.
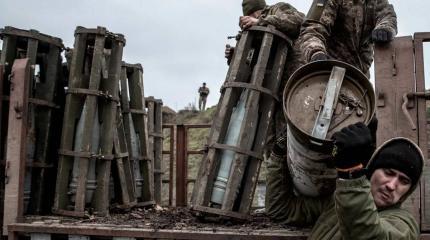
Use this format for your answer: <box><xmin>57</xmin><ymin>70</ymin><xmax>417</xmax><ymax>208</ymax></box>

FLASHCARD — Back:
<box><xmin>222</xmin><ymin>31</ymin><xmax>274</xmax><ymax>211</ymax></box>
<box><xmin>113</xmin><ymin>111</ymin><xmax>136</xmax><ymax>207</ymax></box>
<box><xmin>130</xmin><ymin>66</ymin><xmax>153</xmax><ymax>203</ymax></box>
<box><xmin>191</xmin><ymin>30</ymin><xmax>254</xmax><ymax>207</ymax></box>
<box><xmin>93</xmin><ymin>35</ymin><xmax>124</xmax><ymax>215</ymax></box>
<box><xmin>239</xmin><ymin>39</ymin><xmax>289</xmax><ymax>213</ymax></box>
<box><xmin>154</xmin><ymin>99</ymin><xmax>163</xmax><ymax>204</ymax></box>
<box><xmin>374</xmin><ymin>36</ymin><xmax>420</xmax><ymax>222</ymax></box>
<box><xmin>3</xmin><ymin>58</ymin><xmax>30</xmax><ymax>235</ymax></box>
<box><xmin>74</xmin><ymin>32</ymin><xmax>106</xmax><ymax>213</ymax></box>
<box><xmin>53</xmin><ymin>30</ymin><xmax>87</xmax><ymax>212</ymax></box>
<box><xmin>414</xmin><ymin>33</ymin><xmax>430</xmax><ymax>230</ymax></box>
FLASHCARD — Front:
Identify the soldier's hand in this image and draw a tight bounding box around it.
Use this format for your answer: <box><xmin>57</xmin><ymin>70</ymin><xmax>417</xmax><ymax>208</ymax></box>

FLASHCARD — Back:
<box><xmin>225</xmin><ymin>44</ymin><xmax>235</xmax><ymax>65</ymax></box>
<box><xmin>372</xmin><ymin>28</ymin><xmax>393</xmax><ymax>43</ymax></box>
<box><xmin>332</xmin><ymin>122</ymin><xmax>375</xmax><ymax>171</ymax></box>
<box><xmin>310</xmin><ymin>52</ymin><xmax>328</xmax><ymax>62</ymax></box>
<box><xmin>239</xmin><ymin>16</ymin><xmax>259</xmax><ymax>29</ymax></box>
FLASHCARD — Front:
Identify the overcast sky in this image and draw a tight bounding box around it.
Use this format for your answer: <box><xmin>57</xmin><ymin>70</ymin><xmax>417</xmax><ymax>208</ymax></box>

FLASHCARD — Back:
<box><xmin>1</xmin><ymin>0</ymin><xmax>430</xmax><ymax>110</ymax></box>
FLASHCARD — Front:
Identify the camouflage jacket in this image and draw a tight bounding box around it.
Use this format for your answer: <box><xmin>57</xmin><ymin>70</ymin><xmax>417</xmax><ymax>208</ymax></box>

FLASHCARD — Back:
<box><xmin>265</xmin><ymin>138</ymin><xmax>422</xmax><ymax>239</ymax></box>
<box><xmin>198</xmin><ymin>86</ymin><xmax>209</xmax><ymax>97</ymax></box>
<box><xmin>298</xmin><ymin>0</ymin><xmax>397</xmax><ymax>74</ymax></box>
<box><xmin>258</xmin><ymin>2</ymin><xmax>305</xmax><ymax>40</ymax></box>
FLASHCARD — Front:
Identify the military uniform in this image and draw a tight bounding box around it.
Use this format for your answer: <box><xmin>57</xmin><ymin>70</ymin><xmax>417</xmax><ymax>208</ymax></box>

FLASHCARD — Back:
<box><xmin>265</xmin><ymin>138</ymin><xmax>423</xmax><ymax>239</ymax></box>
<box><xmin>198</xmin><ymin>85</ymin><xmax>209</xmax><ymax>111</ymax></box>
<box><xmin>299</xmin><ymin>0</ymin><xmax>397</xmax><ymax>75</ymax></box>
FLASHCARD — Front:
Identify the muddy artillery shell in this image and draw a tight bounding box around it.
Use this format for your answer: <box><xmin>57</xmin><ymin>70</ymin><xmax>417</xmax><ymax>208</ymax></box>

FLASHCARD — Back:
<box><xmin>283</xmin><ymin>60</ymin><xmax>376</xmax><ymax>196</ymax></box>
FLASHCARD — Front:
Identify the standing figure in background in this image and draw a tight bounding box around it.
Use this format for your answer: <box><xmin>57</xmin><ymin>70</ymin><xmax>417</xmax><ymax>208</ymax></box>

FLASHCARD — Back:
<box><xmin>198</xmin><ymin>82</ymin><xmax>210</xmax><ymax>111</ymax></box>
<box><xmin>299</xmin><ymin>0</ymin><xmax>397</xmax><ymax>76</ymax></box>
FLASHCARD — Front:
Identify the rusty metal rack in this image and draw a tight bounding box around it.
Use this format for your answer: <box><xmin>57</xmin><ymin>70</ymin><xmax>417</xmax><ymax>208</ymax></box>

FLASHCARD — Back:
<box><xmin>190</xmin><ymin>25</ymin><xmax>291</xmax><ymax>220</ymax></box>
<box><xmin>0</xmin><ymin>26</ymin><xmax>65</xmax><ymax>235</ymax></box>
<box><xmin>53</xmin><ymin>26</ymin><xmax>126</xmax><ymax>217</ymax></box>
<box><xmin>119</xmin><ymin>62</ymin><xmax>154</xmax><ymax>207</ymax></box>
<box><xmin>145</xmin><ymin>97</ymin><xmax>163</xmax><ymax>205</ymax></box>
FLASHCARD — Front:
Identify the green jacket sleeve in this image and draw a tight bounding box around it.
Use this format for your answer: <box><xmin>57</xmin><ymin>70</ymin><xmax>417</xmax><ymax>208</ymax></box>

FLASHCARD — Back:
<box><xmin>298</xmin><ymin>0</ymin><xmax>339</xmax><ymax>62</ymax></box>
<box><xmin>258</xmin><ymin>3</ymin><xmax>305</xmax><ymax>39</ymax></box>
<box><xmin>335</xmin><ymin>177</ymin><xmax>419</xmax><ymax>239</ymax></box>
<box><xmin>265</xmin><ymin>152</ymin><xmax>330</xmax><ymax>226</ymax></box>
<box><xmin>374</xmin><ymin>1</ymin><xmax>397</xmax><ymax>36</ymax></box>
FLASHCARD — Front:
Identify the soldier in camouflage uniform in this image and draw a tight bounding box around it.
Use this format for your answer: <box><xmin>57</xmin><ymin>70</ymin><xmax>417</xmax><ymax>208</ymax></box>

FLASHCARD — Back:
<box><xmin>227</xmin><ymin>0</ymin><xmax>305</xmax><ymax>79</ymax></box>
<box><xmin>299</xmin><ymin>0</ymin><xmax>397</xmax><ymax>76</ymax></box>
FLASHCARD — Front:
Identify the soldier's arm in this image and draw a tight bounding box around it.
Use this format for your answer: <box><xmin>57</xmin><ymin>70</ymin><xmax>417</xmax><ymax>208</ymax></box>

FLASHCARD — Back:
<box><xmin>299</xmin><ymin>0</ymin><xmax>339</xmax><ymax>63</ymax></box>
<box><xmin>374</xmin><ymin>1</ymin><xmax>397</xmax><ymax>36</ymax></box>
<box><xmin>258</xmin><ymin>3</ymin><xmax>305</xmax><ymax>39</ymax></box>
<box><xmin>266</xmin><ymin>147</ymin><xmax>329</xmax><ymax>226</ymax></box>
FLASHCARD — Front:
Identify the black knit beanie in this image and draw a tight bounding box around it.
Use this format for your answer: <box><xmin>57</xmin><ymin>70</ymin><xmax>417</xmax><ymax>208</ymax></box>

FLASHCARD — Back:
<box><xmin>367</xmin><ymin>140</ymin><xmax>423</xmax><ymax>186</ymax></box>
<box><xmin>242</xmin><ymin>0</ymin><xmax>266</xmax><ymax>16</ymax></box>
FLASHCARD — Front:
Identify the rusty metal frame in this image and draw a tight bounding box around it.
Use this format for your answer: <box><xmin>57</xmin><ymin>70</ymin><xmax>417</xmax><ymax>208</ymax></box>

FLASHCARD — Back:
<box><xmin>175</xmin><ymin>124</ymin><xmax>211</xmax><ymax>207</ymax></box>
<box><xmin>374</xmin><ymin>36</ymin><xmax>421</xmax><ymax>222</ymax></box>
<box><xmin>413</xmin><ymin>32</ymin><xmax>430</xmax><ymax>231</ymax></box>
<box><xmin>2</xmin><ymin>59</ymin><xmax>31</xmax><ymax>235</ymax></box>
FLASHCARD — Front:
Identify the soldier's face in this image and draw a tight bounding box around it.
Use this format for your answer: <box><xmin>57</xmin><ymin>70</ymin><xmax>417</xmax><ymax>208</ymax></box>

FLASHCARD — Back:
<box><xmin>370</xmin><ymin>168</ymin><xmax>411</xmax><ymax>208</ymax></box>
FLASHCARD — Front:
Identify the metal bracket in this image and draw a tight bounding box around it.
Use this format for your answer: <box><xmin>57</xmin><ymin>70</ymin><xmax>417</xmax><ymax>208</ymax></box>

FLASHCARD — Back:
<box><xmin>401</xmin><ymin>91</ymin><xmax>430</xmax><ymax>130</ymax></box>
<box><xmin>311</xmin><ymin>66</ymin><xmax>346</xmax><ymax>139</ymax></box>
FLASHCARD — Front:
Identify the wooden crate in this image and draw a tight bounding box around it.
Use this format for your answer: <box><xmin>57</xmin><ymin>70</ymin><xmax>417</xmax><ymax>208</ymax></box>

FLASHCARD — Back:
<box><xmin>53</xmin><ymin>26</ymin><xmax>126</xmax><ymax>217</ymax></box>
<box><xmin>120</xmin><ymin>62</ymin><xmax>154</xmax><ymax>207</ymax></box>
<box><xmin>190</xmin><ymin>25</ymin><xmax>291</xmax><ymax>219</ymax></box>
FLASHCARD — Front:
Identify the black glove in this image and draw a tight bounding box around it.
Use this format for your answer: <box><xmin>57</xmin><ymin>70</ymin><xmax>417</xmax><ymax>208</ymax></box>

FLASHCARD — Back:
<box><xmin>310</xmin><ymin>52</ymin><xmax>328</xmax><ymax>62</ymax></box>
<box><xmin>372</xmin><ymin>28</ymin><xmax>393</xmax><ymax>43</ymax></box>
<box><xmin>332</xmin><ymin>122</ymin><xmax>375</xmax><ymax>171</ymax></box>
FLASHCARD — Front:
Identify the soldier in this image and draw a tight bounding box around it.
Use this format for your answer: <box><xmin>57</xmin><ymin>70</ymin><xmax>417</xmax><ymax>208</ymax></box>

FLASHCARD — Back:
<box><xmin>298</xmin><ymin>0</ymin><xmax>397</xmax><ymax>76</ymax></box>
<box><xmin>198</xmin><ymin>82</ymin><xmax>210</xmax><ymax>111</ymax></box>
<box><xmin>226</xmin><ymin>0</ymin><xmax>305</xmax><ymax>77</ymax></box>
<box><xmin>267</xmin><ymin>122</ymin><xmax>423</xmax><ymax>239</ymax></box>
